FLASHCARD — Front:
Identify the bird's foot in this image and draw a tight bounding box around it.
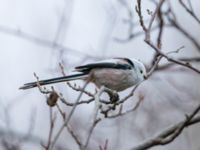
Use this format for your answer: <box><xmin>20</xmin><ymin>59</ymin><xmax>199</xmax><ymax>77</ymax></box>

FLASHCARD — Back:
<box><xmin>104</xmin><ymin>88</ymin><xmax>119</xmax><ymax>103</ymax></box>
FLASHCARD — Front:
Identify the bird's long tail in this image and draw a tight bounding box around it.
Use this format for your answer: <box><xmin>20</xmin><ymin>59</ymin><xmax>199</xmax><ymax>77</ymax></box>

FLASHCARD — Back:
<box><xmin>19</xmin><ymin>73</ymin><xmax>88</xmax><ymax>90</ymax></box>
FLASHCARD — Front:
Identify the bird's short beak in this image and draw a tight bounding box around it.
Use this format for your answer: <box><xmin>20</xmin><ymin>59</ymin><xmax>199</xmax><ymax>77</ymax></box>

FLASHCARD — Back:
<box><xmin>144</xmin><ymin>75</ymin><xmax>147</xmax><ymax>80</ymax></box>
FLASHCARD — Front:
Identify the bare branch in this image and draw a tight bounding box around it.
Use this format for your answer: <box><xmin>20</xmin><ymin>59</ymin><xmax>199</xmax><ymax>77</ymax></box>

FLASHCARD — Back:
<box><xmin>146</xmin><ymin>0</ymin><xmax>165</xmax><ymax>41</ymax></box>
<box><xmin>50</xmin><ymin>81</ymin><xmax>89</xmax><ymax>149</ymax></box>
<box><xmin>42</xmin><ymin>108</ymin><xmax>56</xmax><ymax>150</ymax></box>
<box><xmin>179</xmin><ymin>0</ymin><xmax>200</xmax><ymax>24</ymax></box>
<box><xmin>56</xmin><ymin>104</ymin><xmax>83</xmax><ymax>149</ymax></box>
<box><xmin>0</xmin><ymin>25</ymin><xmax>101</xmax><ymax>60</ymax></box>
<box><xmin>131</xmin><ymin>104</ymin><xmax>200</xmax><ymax>150</ymax></box>
<box><xmin>157</xmin><ymin>57</ymin><xmax>200</xmax><ymax>71</ymax></box>
<box><xmin>82</xmin><ymin>87</ymin><xmax>106</xmax><ymax>149</ymax></box>
<box><xmin>135</xmin><ymin>0</ymin><xmax>147</xmax><ymax>32</ymax></box>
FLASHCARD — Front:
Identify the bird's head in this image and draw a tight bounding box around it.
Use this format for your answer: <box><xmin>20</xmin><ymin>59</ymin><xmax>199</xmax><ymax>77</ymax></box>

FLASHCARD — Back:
<box><xmin>114</xmin><ymin>57</ymin><xmax>147</xmax><ymax>83</ymax></box>
<box><xmin>130</xmin><ymin>58</ymin><xmax>147</xmax><ymax>82</ymax></box>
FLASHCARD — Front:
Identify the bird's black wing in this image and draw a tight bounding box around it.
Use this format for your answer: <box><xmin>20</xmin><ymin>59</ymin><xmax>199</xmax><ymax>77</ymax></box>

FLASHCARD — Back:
<box><xmin>75</xmin><ymin>62</ymin><xmax>132</xmax><ymax>73</ymax></box>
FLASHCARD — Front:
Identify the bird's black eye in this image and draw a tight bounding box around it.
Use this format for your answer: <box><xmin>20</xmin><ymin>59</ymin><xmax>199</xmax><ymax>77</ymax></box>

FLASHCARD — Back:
<box><xmin>140</xmin><ymin>70</ymin><xmax>143</xmax><ymax>74</ymax></box>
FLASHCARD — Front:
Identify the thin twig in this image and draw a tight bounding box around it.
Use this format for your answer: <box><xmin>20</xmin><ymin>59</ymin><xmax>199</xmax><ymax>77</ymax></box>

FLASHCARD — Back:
<box><xmin>82</xmin><ymin>87</ymin><xmax>105</xmax><ymax>149</ymax></box>
<box><xmin>50</xmin><ymin>81</ymin><xmax>89</xmax><ymax>150</ymax></box>
<box><xmin>145</xmin><ymin>0</ymin><xmax>165</xmax><ymax>41</ymax></box>
<box><xmin>56</xmin><ymin>104</ymin><xmax>83</xmax><ymax>148</ymax></box>
<box><xmin>43</xmin><ymin>108</ymin><xmax>56</xmax><ymax>150</ymax></box>
<box><xmin>166</xmin><ymin>5</ymin><xmax>200</xmax><ymax>52</ymax></box>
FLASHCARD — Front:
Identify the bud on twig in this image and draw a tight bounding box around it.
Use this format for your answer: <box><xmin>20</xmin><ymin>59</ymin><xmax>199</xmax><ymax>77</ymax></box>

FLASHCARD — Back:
<box><xmin>47</xmin><ymin>92</ymin><xmax>59</xmax><ymax>107</ymax></box>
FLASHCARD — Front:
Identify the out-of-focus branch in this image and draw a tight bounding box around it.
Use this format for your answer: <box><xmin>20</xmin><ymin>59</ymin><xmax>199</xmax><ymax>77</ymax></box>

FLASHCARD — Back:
<box><xmin>118</xmin><ymin>0</ymin><xmax>134</xmax><ymax>40</ymax></box>
<box><xmin>0</xmin><ymin>25</ymin><xmax>101</xmax><ymax>60</ymax></box>
<box><xmin>167</xmin><ymin>16</ymin><xmax>200</xmax><ymax>52</ymax></box>
<box><xmin>130</xmin><ymin>104</ymin><xmax>200</xmax><ymax>150</ymax></box>
<box><xmin>156</xmin><ymin>57</ymin><xmax>200</xmax><ymax>71</ymax></box>
<box><xmin>179</xmin><ymin>0</ymin><xmax>200</xmax><ymax>24</ymax></box>
<box><xmin>0</xmin><ymin>127</ymin><xmax>65</xmax><ymax>150</ymax></box>
<box><xmin>165</xmin><ymin>2</ymin><xmax>200</xmax><ymax>52</ymax></box>
<box><xmin>114</xmin><ymin>24</ymin><xmax>164</xmax><ymax>42</ymax></box>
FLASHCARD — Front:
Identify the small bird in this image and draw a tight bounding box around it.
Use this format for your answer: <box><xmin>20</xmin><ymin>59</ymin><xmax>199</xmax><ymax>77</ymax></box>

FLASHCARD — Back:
<box><xmin>19</xmin><ymin>58</ymin><xmax>147</xmax><ymax>91</ymax></box>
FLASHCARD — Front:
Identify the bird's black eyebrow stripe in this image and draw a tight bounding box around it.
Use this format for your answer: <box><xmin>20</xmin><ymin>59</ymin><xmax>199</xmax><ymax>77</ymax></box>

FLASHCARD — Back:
<box><xmin>122</xmin><ymin>58</ymin><xmax>134</xmax><ymax>67</ymax></box>
<box><xmin>76</xmin><ymin>63</ymin><xmax>132</xmax><ymax>72</ymax></box>
<box><xmin>114</xmin><ymin>57</ymin><xmax>135</xmax><ymax>67</ymax></box>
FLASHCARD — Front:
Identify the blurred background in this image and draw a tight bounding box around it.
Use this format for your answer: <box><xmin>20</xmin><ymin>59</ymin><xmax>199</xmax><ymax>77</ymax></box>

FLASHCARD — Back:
<box><xmin>0</xmin><ymin>0</ymin><xmax>200</xmax><ymax>149</ymax></box>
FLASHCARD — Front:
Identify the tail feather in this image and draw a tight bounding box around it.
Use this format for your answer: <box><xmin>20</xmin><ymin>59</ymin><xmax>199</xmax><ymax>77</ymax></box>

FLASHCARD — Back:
<box><xmin>19</xmin><ymin>73</ymin><xmax>88</xmax><ymax>90</ymax></box>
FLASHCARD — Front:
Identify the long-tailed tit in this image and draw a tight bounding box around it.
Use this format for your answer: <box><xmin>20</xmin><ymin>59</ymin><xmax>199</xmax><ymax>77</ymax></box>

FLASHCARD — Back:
<box><xmin>20</xmin><ymin>58</ymin><xmax>147</xmax><ymax>91</ymax></box>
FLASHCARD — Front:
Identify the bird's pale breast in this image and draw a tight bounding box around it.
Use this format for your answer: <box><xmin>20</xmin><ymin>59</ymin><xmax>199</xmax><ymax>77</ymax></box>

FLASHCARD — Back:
<box><xmin>90</xmin><ymin>68</ymin><xmax>137</xmax><ymax>91</ymax></box>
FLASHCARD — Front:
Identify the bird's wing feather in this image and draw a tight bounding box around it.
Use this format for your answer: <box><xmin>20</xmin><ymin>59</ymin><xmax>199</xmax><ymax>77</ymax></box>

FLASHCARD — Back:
<box><xmin>75</xmin><ymin>59</ymin><xmax>132</xmax><ymax>72</ymax></box>
<box><xmin>19</xmin><ymin>73</ymin><xmax>87</xmax><ymax>90</ymax></box>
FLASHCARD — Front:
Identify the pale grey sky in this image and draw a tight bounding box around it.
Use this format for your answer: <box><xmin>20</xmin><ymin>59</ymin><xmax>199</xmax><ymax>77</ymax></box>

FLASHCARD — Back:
<box><xmin>0</xmin><ymin>0</ymin><xmax>200</xmax><ymax>149</ymax></box>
